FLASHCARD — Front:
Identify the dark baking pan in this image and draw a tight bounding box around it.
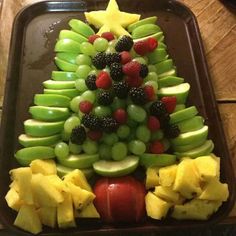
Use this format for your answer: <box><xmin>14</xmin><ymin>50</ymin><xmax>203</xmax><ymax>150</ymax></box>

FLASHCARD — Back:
<box><xmin>0</xmin><ymin>0</ymin><xmax>235</xmax><ymax>235</ymax></box>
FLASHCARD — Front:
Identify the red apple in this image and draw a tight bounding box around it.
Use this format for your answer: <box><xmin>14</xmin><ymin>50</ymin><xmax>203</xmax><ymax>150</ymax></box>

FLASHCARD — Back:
<box><xmin>93</xmin><ymin>176</ymin><xmax>146</xmax><ymax>223</ymax></box>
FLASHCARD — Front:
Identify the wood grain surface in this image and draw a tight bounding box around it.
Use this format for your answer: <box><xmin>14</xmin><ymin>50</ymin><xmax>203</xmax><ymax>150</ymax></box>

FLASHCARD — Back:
<box><xmin>0</xmin><ymin>0</ymin><xmax>236</xmax><ymax>225</ymax></box>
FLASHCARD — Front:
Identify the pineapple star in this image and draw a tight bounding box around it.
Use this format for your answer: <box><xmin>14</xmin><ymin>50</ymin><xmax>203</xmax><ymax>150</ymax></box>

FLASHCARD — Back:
<box><xmin>85</xmin><ymin>0</ymin><xmax>140</xmax><ymax>37</ymax></box>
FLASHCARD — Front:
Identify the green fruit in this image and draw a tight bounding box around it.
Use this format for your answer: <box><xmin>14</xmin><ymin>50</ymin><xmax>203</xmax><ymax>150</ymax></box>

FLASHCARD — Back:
<box><xmin>55</xmin><ymin>39</ymin><xmax>81</xmax><ymax>53</ymax></box>
<box><xmin>147</xmin><ymin>48</ymin><xmax>168</xmax><ymax>64</ymax></box>
<box><xmin>29</xmin><ymin>106</ymin><xmax>70</xmax><ymax>122</ymax></box>
<box><xmin>15</xmin><ymin>147</ymin><xmax>55</xmax><ymax>166</ymax></box>
<box><xmin>133</xmin><ymin>32</ymin><xmax>164</xmax><ymax>43</ymax></box>
<box><xmin>155</xmin><ymin>59</ymin><xmax>174</xmax><ymax>75</ymax></box>
<box><xmin>158</xmin><ymin>76</ymin><xmax>184</xmax><ymax>89</ymax></box>
<box><xmin>132</xmin><ymin>24</ymin><xmax>161</xmax><ymax>39</ymax></box>
<box><xmin>43</xmin><ymin>80</ymin><xmax>75</xmax><ymax>90</ymax></box>
<box><xmin>44</xmin><ymin>88</ymin><xmax>80</xmax><ymax>99</ymax></box>
<box><xmin>51</xmin><ymin>71</ymin><xmax>78</xmax><ymax>81</ymax></box>
<box><xmin>24</xmin><ymin>119</ymin><xmax>64</xmax><ymax>137</ymax></box>
<box><xmin>175</xmin><ymin>140</ymin><xmax>214</xmax><ymax>159</ymax></box>
<box><xmin>128</xmin><ymin>16</ymin><xmax>157</xmax><ymax>32</ymax></box>
<box><xmin>173</xmin><ymin>104</ymin><xmax>186</xmax><ymax>113</ymax></box>
<box><xmin>170</xmin><ymin>106</ymin><xmax>198</xmax><ymax>124</ymax></box>
<box><xmin>18</xmin><ymin>134</ymin><xmax>61</xmax><ymax>147</ymax></box>
<box><xmin>56</xmin><ymin>52</ymin><xmax>78</xmax><ymax>64</ymax></box>
<box><xmin>177</xmin><ymin>116</ymin><xmax>204</xmax><ymax>133</ymax></box>
<box><xmin>57</xmin><ymin>153</ymin><xmax>99</xmax><ymax>169</ymax></box>
<box><xmin>34</xmin><ymin>94</ymin><xmax>70</xmax><ymax>107</ymax></box>
<box><xmin>140</xmin><ymin>153</ymin><xmax>176</xmax><ymax>168</ymax></box>
<box><xmin>172</xmin><ymin>138</ymin><xmax>207</xmax><ymax>152</ymax></box>
<box><xmin>59</xmin><ymin>30</ymin><xmax>87</xmax><ymax>43</ymax></box>
<box><xmin>93</xmin><ymin>155</ymin><xmax>139</xmax><ymax>177</ymax></box>
<box><xmin>171</xmin><ymin>126</ymin><xmax>208</xmax><ymax>146</ymax></box>
<box><xmin>54</xmin><ymin>57</ymin><xmax>78</xmax><ymax>72</ymax></box>
<box><xmin>158</xmin><ymin>68</ymin><xmax>177</xmax><ymax>78</ymax></box>
<box><xmin>69</xmin><ymin>19</ymin><xmax>95</xmax><ymax>38</ymax></box>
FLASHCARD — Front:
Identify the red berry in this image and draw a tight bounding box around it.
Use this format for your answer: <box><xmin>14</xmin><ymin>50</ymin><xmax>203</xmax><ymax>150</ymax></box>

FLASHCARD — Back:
<box><xmin>161</xmin><ymin>96</ymin><xmax>177</xmax><ymax>113</ymax></box>
<box><xmin>143</xmin><ymin>85</ymin><xmax>156</xmax><ymax>101</ymax></box>
<box><xmin>87</xmin><ymin>130</ymin><xmax>103</xmax><ymax>141</ymax></box>
<box><xmin>133</xmin><ymin>40</ymin><xmax>149</xmax><ymax>56</ymax></box>
<box><xmin>101</xmin><ymin>32</ymin><xmax>115</xmax><ymax>41</ymax></box>
<box><xmin>113</xmin><ymin>109</ymin><xmax>128</xmax><ymax>124</ymax></box>
<box><xmin>120</xmin><ymin>51</ymin><xmax>132</xmax><ymax>64</ymax></box>
<box><xmin>88</xmin><ymin>34</ymin><xmax>100</xmax><ymax>44</ymax></box>
<box><xmin>125</xmin><ymin>76</ymin><xmax>142</xmax><ymax>88</ymax></box>
<box><xmin>149</xmin><ymin>141</ymin><xmax>164</xmax><ymax>154</ymax></box>
<box><xmin>96</xmin><ymin>71</ymin><xmax>112</xmax><ymax>89</ymax></box>
<box><xmin>79</xmin><ymin>101</ymin><xmax>93</xmax><ymax>114</ymax></box>
<box><xmin>122</xmin><ymin>61</ymin><xmax>141</xmax><ymax>77</ymax></box>
<box><xmin>147</xmin><ymin>37</ymin><xmax>158</xmax><ymax>52</ymax></box>
<box><xmin>147</xmin><ymin>116</ymin><xmax>160</xmax><ymax>132</ymax></box>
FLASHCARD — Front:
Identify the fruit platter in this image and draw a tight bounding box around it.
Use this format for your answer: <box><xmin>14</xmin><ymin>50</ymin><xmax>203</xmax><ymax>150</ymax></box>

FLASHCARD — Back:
<box><xmin>0</xmin><ymin>0</ymin><xmax>235</xmax><ymax>234</ymax></box>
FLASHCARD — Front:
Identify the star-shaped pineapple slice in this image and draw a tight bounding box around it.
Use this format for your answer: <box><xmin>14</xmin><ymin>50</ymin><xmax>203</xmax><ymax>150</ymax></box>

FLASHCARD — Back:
<box><xmin>85</xmin><ymin>0</ymin><xmax>140</xmax><ymax>36</ymax></box>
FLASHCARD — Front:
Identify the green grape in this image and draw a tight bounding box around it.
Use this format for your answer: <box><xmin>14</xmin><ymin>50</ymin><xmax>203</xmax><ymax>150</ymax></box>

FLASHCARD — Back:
<box><xmin>61</xmin><ymin>130</ymin><xmax>70</xmax><ymax>142</ymax></box>
<box><xmin>127</xmin><ymin>104</ymin><xmax>147</xmax><ymax>123</ymax></box>
<box><xmin>80</xmin><ymin>42</ymin><xmax>96</xmax><ymax>56</ymax></box>
<box><xmin>151</xmin><ymin>130</ymin><xmax>164</xmax><ymax>141</ymax></box>
<box><xmin>99</xmin><ymin>144</ymin><xmax>112</xmax><ymax>160</ymax></box>
<box><xmin>64</xmin><ymin>116</ymin><xmax>81</xmax><ymax>134</ymax></box>
<box><xmin>145</xmin><ymin>81</ymin><xmax>158</xmax><ymax>94</ymax></box>
<box><xmin>55</xmin><ymin>142</ymin><xmax>69</xmax><ymax>159</ymax></box>
<box><xmin>81</xmin><ymin>90</ymin><xmax>96</xmax><ymax>103</ymax></box>
<box><xmin>130</xmin><ymin>48</ymin><xmax>138</xmax><ymax>58</ymax></box>
<box><xmin>70</xmin><ymin>96</ymin><xmax>83</xmax><ymax>112</ymax></box>
<box><xmin>133</xmin><ymin>57</ymin><xmax>147</xmax><ymax>65</ymax></box>
<box><xmin>82</xmin><ymin>139</ymin><xmax>98</xmax><ymax>154</ymax></box>
<box><xmin>75</xmin><ymin>79</ymin><xmax>87</xmax><ymax>92</ymax></box>
<box><xmin>76</xmin><ymin>54</ymin><xmax>92</xmax><ymax>65</ymax></box>
<box><xmin>76</xmin><ymin>65</ymin><xmax>92</xmax><ymax>79</ymax></box>
<box><xmin>144</xmin><ymin>72</ymin><xmax>158</xmax><ymax>82</ymax></box>
<box><xmin>102</xmin><ymin>133</ymin><xmax>118</xmax><ymax>146</ymax></box>
<box><xmin>88</xmin><ymin>69</ymin><xmax>98</xmax><ymax>76</ymax></box>
<box><xmin>127</xmin><ymin>118</ymin><xmax>138</xmax><ymax>128</ymax></box>
<box><xmin>94</xmin><ymin>106</ymin><xmax>112</xmax><ymax>117</ymax></box>
<box><xmin>69</xmin><ymin>141</ymin><xmax>82</xmax><ymax>154</ymax></box>
<box><xmin>111</xmin><ymin>142</ymin><xmax>127</xmax><ymax>161</ymax></box>
<box><xmin>136</xmin><ymin>125</ymin><xmax>151</xmax><ymax>143</ymax></box>
<box><xmin>128</xmin><ymin>140</ymin><xmax>146</xmax><ymax>155</ymax></box>
<box><xmin>144</xmin><ymin>101</ymin><xmax>153</xmax><ymax>111</ymax></box>
<box><xmin>148</xmin><ymin>65</ymin><xmax>157</xmax><ymax>73</ymax></box>
<box><xmin>94</xmin><ymin>38</ymin><xmax>109</xmax><ymax>52</ymax></box>
<box><xmin>111</xmin><ymin>97</ymin><xmax>126</xmax><ymax>110</ymax></box>
<box><xmin>106</xmin><ymin>47</ymin><xmax>116</xmax><ymax>53</ymax></box>
<box><xmin>162</xmin><ymin>138</ymin><xmax>170</xmax><ymax>151</ymax></box>
<box><xmin>117</xmin><ymin>125</ymin><xmax>130</xmax><ymax>139</ymax></box>
<box><xmin>108</xmin><ymin>39</ymin><xmax>117</xmax><ymax>47</ymax></box>
<box><xmin>127</xmin><ymin>128</ymin><xmax>137</xmax><ymax>141</ymax></box>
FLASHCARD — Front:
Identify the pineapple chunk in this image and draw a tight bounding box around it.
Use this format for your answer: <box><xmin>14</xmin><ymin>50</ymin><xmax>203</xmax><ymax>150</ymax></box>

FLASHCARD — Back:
<box><xmin>159</xmin><ymin>165</ymin><xmax>177</xmax><ymax>187</ymax></box>
<box><xmin>46</xmin><ymin>175</ymin><xmax>67</xmax><ymax>192</ymax></box>
<box><xmin>198</xmin><ymin>178</ymin><xmax>229</xmax><ymax>201</ymax></box>
<box><xmin>9</xmin><ymin>180</ymin><xmax>19</xmax><ymax>192</ymax></box>
<box><xmin>153</xmin><ymin>186</ymin><xmax>180</xmax><ymax>204</ymax></box>
<box><xmin>57</xmin><ymin>191</ymin><xmax>76</xmax><ymax>228</ymax></box>
<box><xmin>173</xmin><ymin>159</ymin><xmax>202</xmax><ymax>199</ymax></box>
<box><xmin>5</xmin><ymin>188</ymin><xmax>23</xmax><ymax>211</ymax></box>
<box><xmin>145</xmin><ymin>192</ymin><xmax>172</xmax><ymax>220</ymax></box>
<box><xmin>66</xmin><ymin>182</ymin><xmax>95</xmax><ymax>210</ymax></box>
<box><xmin>31</xmin><ymin>174</ymin><xmax>64</xmax><ymax>207</ymax></box>
<box><xmin>10</xmin><ymin>167</ymin><xmax>34</xmax><ymax>204</ymax></box>
<box><xmin>14</xmin><ymin>205</ymin><xmax>42</xmax><ymax>234</ymax></box>
<box><xmin>63</xmin><ymin>169</ymin><xmax>92</xmax><ymax>191</ymax></box>
<box><xmin>30</xmin><ymin>159</ymin><xmax>57</xmax><ymax>175</ymax></box>
<box><xmin>38</xmin><ymin>207</ymin><xmax>57</xmax><ymax>228</ymax></box>
<box><xmin>77</xmin><ymin>203</ymin><xmax>100</xmax><ymax>218</ymax></box>
<box><xmin>145</xmin><ymin>167</ymin><xmax>159</xmax><ymax>189</ymax></box>
<box><xmin>171</xmin><ymin>199</ymin><xmax>222</xmax><ymax>220</ymax></box>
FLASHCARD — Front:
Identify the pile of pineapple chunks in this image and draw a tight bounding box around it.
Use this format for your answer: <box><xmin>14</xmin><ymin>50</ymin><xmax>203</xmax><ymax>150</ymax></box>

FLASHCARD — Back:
<box><xmin>5</xmin><ymin>159</ymin><xmax>100</xmax><ymax>234</ymax></box>
<box><xmin>145</xmin><ymin>154</ymin><xmax>229</xmax><ymax>220</ymax></box>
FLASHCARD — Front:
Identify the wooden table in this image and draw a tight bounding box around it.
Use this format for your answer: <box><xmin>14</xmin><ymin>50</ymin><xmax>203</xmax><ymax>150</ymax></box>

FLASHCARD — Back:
<box><xmin>0</xmin><ymin>0</ymin><xmax>236</xmax><ymax>228</ymax></box>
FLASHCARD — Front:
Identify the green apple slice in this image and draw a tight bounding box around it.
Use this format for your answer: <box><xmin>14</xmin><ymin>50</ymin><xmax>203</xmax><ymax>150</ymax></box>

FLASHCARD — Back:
<box><xmin>177</xmin><ymin>116</ymin><xmax>204</xmax><ymax>133</ymax></box>
<box><xmin>15</xmin><ymin>146</ymin><xmax>55</xmax><ymax>166</ymax></box>
<box><xmin>132</xmin><ymin>24</ymin><xmax>161</xmax><ymax>39</ymax></box>
<box><xmin>158</xmin><ymin>68</ymin><xmax>177</xmax><ymax>79</ymax></box>
<box><xmin>133</xmin><ymin>32</ymin><xmax>164</xmax><ymax>43</ymax></box>
<box><xmin>175</xmin><ymin>140</ymin><xmax>214</xmax><ymax>159</ymax></box>
<box><xmin>51</xmin><ymin>71</ymin><xmax>78</xmax><ymax>81</ymax></box>
<box><xmin>34</xmin><ymin>94</ymin><xmax>70</xmax><ymax>107</ymax></box>
<box><xmin>171</xmin><ymin>126</ymin><xmax>208</xmax><ymax>146</ymax></box>
<box><xmin>93</xmin><ymin>155</ymin><xmax>139</xmax><ymax>177</ymax></box>
<box><xmin>155</xmin><ymin>59</ymin><xmax>174</xmax><ymax>75</ymax></box>
<box><xmin>24</xmin><ymin>119</ymin><xmax>64</xmax><ymax>137</ymax></box>
<box><xmin>69</xmin><ymin>19</ymin><xmax>95</xmax><ymax>38</ymax></box>
<box><xmin>172</xmin><ymin>138</ymin><xmax>207</xmax><ymax>152</ymax></box>
<box><xmin>55</xmin><ymin>57</ymin><xmax>78</xmax><ymax>72</ymax></box>
<box><xmin>140</xmin><ymin>153</ymin><xmax>176</xmax><ymax>168</ymax></box>
<box><xmin>158</xmin><ymin>42</ymin><xmax>167</xmax><ymax>49</ymax></box>
<box><xmin>18</xmin><ymin>134</ymin><xmax>61</xmax><ymax>147</ymax></box>
<box><xmin>148</xmin><ymin>48</ymin><xmax>168</xmax><ymax>64</ymax></box>
<box><xmin>44</xmin><ymin>88</ymin><xmax>80</xmax><ymax>99</ymax></box>
<box><xmin>158</xmin><ymin>83</ymin><xmax>190</xmax><ymax>104</ymax></box>
<box><xmin>158</xmin><ymin>76</ymin><xmax>184</xmax><ymax>89</ymax></box>
<box><xmin>54</xmin><ymin>39</ymin><xmax>81</xmax><ymax>53</ymax></box>
<box><xmin>29</xmin><ymin>106</ymin><xmax>70</xmax><ymax>122</ymax></box>
<box><xmin>56</xmin><ymin>52</ymin><xmax>78</xmax><ymax>64</ymax></box>
<box><xmin>59</xmin><ymin>30</ymin><xmax>87</xmax><ymax>43</ymax></box>
<box><xmin>173</xmin><ymin>104</ymin><xmax>186</xmax><ymax>112</ymax></box>
<box><xmin>128</xmin><ymin>16</ymin><xmax>157</xmax><ymax>32</ymax></box>
<box><xmin>43</xmin><ymin>80</ymin><xmax>75</xmax><ymax>90</ymax></box>
<box><xmin>57</xmin><ymin>153</ymin><xmax>99</xmax><ymax>169</ymax></box>
<box><xmin>170</xmin><ymin>106</ymin><xmax>198</xmax><ymax>124</ymax></box>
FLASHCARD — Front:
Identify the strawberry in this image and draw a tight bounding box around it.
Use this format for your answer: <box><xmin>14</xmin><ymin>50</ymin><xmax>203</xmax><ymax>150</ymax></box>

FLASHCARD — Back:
<box><xmin>143</xmin><ymin>85</ymin><xmax>156</xmax><ymax>101</ymax></box>
<box><xmin>79</xmin><ymin>101</ymin><xmax>93</xmax><ymax>114</ymax></box>
<box><xmin>147</xmin><ymin>37</ymin><xmax>158</xmax><ymax>52</ymax></box>
<box><xmin>125</xmin><ymin>76</ymin><xmax>142</xmax><ymax>88</ymax></box>
<box><xmin>96</xmin><ymin>71</ymin><xmax>112</xmax><ymax>89</ymax></box>
<box><xmin>133</xmin><ymin>40</ymin><xmax>149</xmax><ymax>56</ymax></box>
<box><xmin>101</xmin><ymin>32</ymin><xmax>115</xmax><ymax>41</ymax></box>
<box><xmin>87</xmin><ymin>130</ymin><xmax>103</xmax><ymax>141</ymax></box>
<box><xmin>88</xmin><ymin>34</ymin><xmax>100</xmax><ymax>44</ymax></box>
<box><xmin>122</xmin><ymin>61</ymin><xmax>141</xmax><ymax>77</ymax></box>
<box><xmin>149</xmin><ymin>141</ymin><xmax>164</xmax><ymax>154</ymax></box>
<box><xmin>147</xmin><ymin>116</ymin><xmax>160</xmax><ymax>132</ymax></box>
<box><xmin>161</xmin><ymin>96</ymin><xmax>177</xmax><ymax>113</ymax></box>
<box><xmin>113</xmin><ymin>108</ymin><xmax>128</xmax><ymax>124</ymax></box>
<box><xmin>120</xmin><ymin>51</ymin><xmax>132</xmax><ymax>64</ymax></box>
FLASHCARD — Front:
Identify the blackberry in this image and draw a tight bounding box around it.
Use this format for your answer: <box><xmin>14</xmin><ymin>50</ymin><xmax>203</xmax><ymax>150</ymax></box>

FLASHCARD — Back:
<box><xmin>92</xmin><ymin>52</ymin><xmax>106</xmax><ymax>69</ymax></box>
<box><xmin>115</xmin><ymin>36</ymin><xmax>133</xmax><ymax>52</ymax></box>
<box><xmin>82</xmin><ymin>114</ymin><xmax>101</xmax><ymax>131</ymax></box>
<box><xmin>97</xmin><ymin>90</ymin><xmax>114</xmax><ymax>106</ymax></box>
<box><xmin>106</xmin><ymin>53</ymin><xmax>121</xmax><ymax>66</ymax></box>
<box><xmin>164</xmin><ymin>124</ymin><xmax>180</xmax><ymax>138</ymax></box>
<box><xmin>70</xmin><ymin>126</ymin><xmax>86</xmax><ymax>144</ymax></box>
<box><xmin>110</xmin><ymin>62</ymin><xmax>123</xmax><ymax>81</ymax></box>
<box><xmin>149</xmin><ymin>101</ymin><xmax>167</xmax><ymax>117</ymax></box>
<box><xmin>129</xmin><ymin>87</ymin><xmax>147</xmax><ymax>105</ymax></box>
<box><xmin>113</xmin><ymin>81</ymin><xmax>129</xmax><ymax>99</ymax></box>
<box><xmin>159</xmin><ymin>113</ymin><xmax>170</xmax><ymax>128</ymax></box>
<box><xmin>85</xmin><ymin>74</ymin><xmax>97</xmax><ymax>90</ymax></box>
<box><xmin>140</xmin><ymin>64</ymin><xmax>148</xmax><ymax>78</ymax></box>
<box><xmin>101</xmin><ymin>117</ymin><xmax>118</xmax><ymax>133</ymax></box>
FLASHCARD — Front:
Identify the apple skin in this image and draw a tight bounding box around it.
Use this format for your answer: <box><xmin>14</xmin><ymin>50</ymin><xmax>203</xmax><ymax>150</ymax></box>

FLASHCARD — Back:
<box><xmin>93</xmin><ymin>176</ymin><xmax>146</xmax><ymax>223</ymax></box>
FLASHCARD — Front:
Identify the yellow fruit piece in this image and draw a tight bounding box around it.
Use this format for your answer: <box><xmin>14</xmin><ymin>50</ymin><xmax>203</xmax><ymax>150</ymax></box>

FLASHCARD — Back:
<box><xmin>5</xmin><ymin>188</ymin><xmax>23</xmax><ymax>211</ymax></box>
<box><xmin>77</xmin><ymin>203</ymin><xmax>100</xmax><ymax>218</ymax></box>
<box><xmin>85</xmin><ymin>0</ymin><xmax>140</xmax><ymax>36</ymax></box>
<box><xmin>159</xmin><ymin>164</ymin><xmax>177</xmax><ymax>187</ymax></box>
<box><xmin>173</xmin><ymin>159</ymin><xmax>202</xmax><ymax>199</ymax></box>
<box><xmin>46</xmin><ymin>175</ymin><xmax>67</xmax><ymax>192</ymax></box>
<box><xmin>57</xmin><ymin>191</ymin><xmax>76</xmax><ymax>229</ymax></box>
<box><xmin>145</xmin><ymin>167</ymin><xmax>159</xmax><ymax>189</ymax></box>
<box><xmin>14</xmin><ymin>205</ymin><xmax>42</xmax><ymax>234</ymax></box>
<box><xmin>30</xmin><ymin>159</ymin><xmax>57</xmax><ymax>175</ymax></box>
<box><xmin>145</xmin><ymin>192</ymin><xmax>172</xmax><ymax>220</ymax></box>
<box><xmin>9</xmin><ymin>180</ymin><xmax>19</xmax><ymax>192</ymax></box>
<box><xmin>38</xmin><ymin>207</ymin><xmax>57</xmax><ymax>228</ymax></box>
<box><xmin>153</xmin><ymin>186</ymin><xmax>180</xmax><ymax>204</ymax></box>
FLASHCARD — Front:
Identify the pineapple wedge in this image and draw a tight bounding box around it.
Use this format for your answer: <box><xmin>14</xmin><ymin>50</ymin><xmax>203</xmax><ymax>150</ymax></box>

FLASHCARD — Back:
<box><xmin>46</xmin><ymin>175</ymin><xmax>67</xmax><ymax>192</ymax></box>
<box><xmin>5</xmin><ymin>188</ymin><xmax>23</xmax><ymax>211</ymax></box>
<box><xmin>9</xmin><ymin>180</ymin><xmax>19</xmax><ymax>192</ymax></box>
<box><xmin>76</xmin><ymin>203</ymin><xmax>100</xmax><ymax>218</ymax></box>
<box><xmin>145</xmin><ymin>167</ymin><xmax>159</xmax><ymax>189</ymax></box>
<box><xmin>38</xmin><ymin>207</ymin><xmax>57</xmax><ymax>228</ymax></box>
<box><xmin>159</xmin><ymin>164</ymin><xmax>177</xmax><ymax>187</ymax></box>
<box><xmin>30</xmin><ymin>159</ymin><xmax>57</xmax><ymax>175</ymax></box>
<box><xmin>153</xmin><ymin>186</ymin><xmax>180</xmax><ymax>204</ymax></box>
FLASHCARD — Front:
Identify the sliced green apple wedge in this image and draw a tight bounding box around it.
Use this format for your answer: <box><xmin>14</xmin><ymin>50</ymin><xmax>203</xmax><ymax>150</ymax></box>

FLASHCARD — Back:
<box><xmin>128</xmin><ymin>16</ymin><xmax>157</xmax><ymax>32</ymax></box>
<box><xmin>69</xmin><ymin>19</ymin><xmax>95</xmax><ymax>38</ymax></box>
<box><xmin>51</xmin><ymin>71</ymin><xmax>78</xmax><ymax>81</ymax></box>
<box><xmin>148</xmin><ymin>48</ymin><xmax>168</xmax><ymax>64</ymax></box>
<box><xmin>133</xmin><ymin>32</ymin><xmax>164</xmax><ymax>43</ymax></box>
<box><xmin>173</xmin><ymin>104</ymin><xmax>186</xmax><ymax>112</ymax></box>
<box><xmin>170</xmin><ymin>106</ymin><xmax>198</xmax><ymax>124</ymax></box>
<box><xmin>59</xmin><ymin>30</ymin><xmax>87</xmax><ymax>43</ymax></box>
<box><xmin>34</xmin><ymin>94</ymin><xmax>71</xmax><ymax>107</ymax></box>
<box><xmin>93</xmin><ymin>155</ymin><xmax>139</xmax><ymax>177</ymax></box>
<box><xmin>177</xmin><ymin>116</ymin><xmax>204</xmax><ymax>133</ymax></box>
<box><xmin>172</xmin><ymin>138</ymin><xmax>206</xmax><ymax>152</ymax></box>
<box><xmin>132</xmin><ymin>24</ymin><xmax>161</xmax><ymax>39</ymax></box>
<box><xmin>155</xmin><ymin>59</ymin><xmax>174</xmax><ymax>75</ymax></box>
<box><xmin>54</xmin><ymin>39</ymin><xmax>81</xmax><ymax>53</ymax></box>
<box><xmin>56</xmin><ymin>52</ymin><xmax>78</xmax><ymax>64</ymax></box>
<box><xmin>158</xmin><ymin>76</ymin><xmax>184</xmax><ymax>89</ymax></box>
<box><xmin>44</xmin><ymin>88</ymin><xmax>80</xmax><ymax>99</ymax></box>
<box><xmin>43</xmin><ymin>80</ymin><xmax>75</xmax><ymax>90</ymax></box>
<box><xmin>55</xmin><ymin>57</ymin><xmax>78</xmax><ymax>72</ymax></box>
<box><xmin>158</xmin><ymin>68</ymin><xmax>177</xmax><ymax>79</ymax></box>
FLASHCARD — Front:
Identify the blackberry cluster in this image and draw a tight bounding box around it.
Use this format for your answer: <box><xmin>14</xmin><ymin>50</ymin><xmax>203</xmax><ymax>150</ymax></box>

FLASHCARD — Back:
<box><xmin>97</xmin><ymin>90</ymin><xmax>114</xmax><ymax>106</ymax></box>
<box><xmin>140</xmin><ymin>64</ymin><xmax>149</xmax><ymax>78</ymax></box>
<box><xmin>129</xmin><ymin>87</ymin><xmax>147</xmax><ymax>105</ymax></box>
<box><xmin>164</xmin><ymin>124</ymin><xmax>180</xmax><ymax>138</ymax></box>
<box><xmin>82</xmin><ymin>114</ymin><xmax>101</xmax><ymax>131</ymax></box>
<box><xmin>113</xmin><ymin>81</ymin><xmax>129</xmax><ymax>99</ymax></box>
<box><xmin>92</xmin><ymin>52</ymin><xmax>106</xmax><ymax>69</ymax></box>
<box><xmin>115</xmin><ymin>36</ymin><xmax>134</xmax><ymax>52</ymax></box>
<box><xmin>149</xmin><ymin>101</ymin><xmax>167</xmax><ymax>117</ymax></box>
<box><xmin>101</xmin><ymin>117</ymin><xmax>118</xmax><ymax>133</ymax></box>
<box><xmin>110</xmin><ymin>62</ymin><xmax>123</xmax><ymax>81</ymax></box>
<box><xmin>70</xmin><ymin>126</ymin><xmax>86</xmax><ymax>144</ymax></box>
<box><xmin>85</xmin><ymin>74</ymin><xmax>97</xmax><ymax>90</ymax></box>
<box><xmin>106</xmin><ymin>53</ymin><xmax>121</xmax><ymax>66</ymax></box>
